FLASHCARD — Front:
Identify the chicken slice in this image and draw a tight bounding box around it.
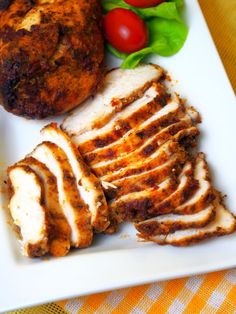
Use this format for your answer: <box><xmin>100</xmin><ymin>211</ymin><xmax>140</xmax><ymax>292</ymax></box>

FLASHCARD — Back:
<box><xmin>8</xmin><ymin>165</ymin><xmax>49</xmax><ymax>257</ymax></box>
<box><xmin>18</xmin><ymin>157</ymin><xmax>71</xmax><ymax>257</ymax></box>
<box><xmin>108</xmin><ymin>177</ymin><xmax>177</xmax><ymax>225</ymax></box>
<box><xmin>31</xmin><ymin>142</ymin><xmax>92</xmax><ymax>248</ymax></box>
<box><xmin>93</xmin><ymin>116</ymin><xmax>197</xmax><ymax>177</ymax></box>
<box><xmin>145</xmin><ymin>161</ymin><xmax>198</xmax><ymax>215</ymax></box>
<box><xmin>105</xmin><ymin>151</ymin><xmax>187</xmax><ymax>200</ymax></box>
<box><xmin>135</xmin><ymin>204</ymin><xmax>215</xmax><ymax>236</ymax></box>
<box><xmin>82</xmin><ymin>97</ymin><xmax>200</xmax><ymax>166</ymax></box>
<box><xmin>41</xmin><ymin>123</ymin><xmax>109</xmax><ymax>233</ymax></box>
<box><xmin>108</xmin><ymin>160</ymin><xmax>196</xmax><ymax>224</ymax></box>
<box><xmin>101</xmin><ymin>134</ymin><xmax>195</xmax><ymax>183</ymax></box>
<box><xmin>73</xmin><ymin>83</ymin><xmax>169</xmax><ymax>154</ymax></box>
<box><xmin>102</xmin><ymin>140</ymin><xmax>178</xmax><ymax>182</ymax></box>
<box><xmin>172</xmin><ymin>153</ymin><xmax>215</xmax><ymax>215</ymax></box>
<box><xmin>147</xmin><ymin>153</ymin><xmax>214</xmax><ymax>216</ymax></box>
<box><xmin>84</xmin><ymin>100</ymin><xmax>183</xmax><ymax>165</ymax></box>
<box><xmin>138</xmin><ymin>200</ymin><xmax>236</xmax><ymax>246</ymax></box>
<box><xmin>62</xmin><ymin>64</ymin><xmax>164</xmax><ymax>136</ymax></box>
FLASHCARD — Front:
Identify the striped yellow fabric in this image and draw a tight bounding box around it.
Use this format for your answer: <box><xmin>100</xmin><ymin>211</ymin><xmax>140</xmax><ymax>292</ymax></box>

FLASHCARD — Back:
<box><xmin>7</xmin><ymin>1</ymin><xmax>236</xmax><ymax>314</ymax></box>
<box><xmin>199</xmin><ymin>0</ymin><xmax>236</xmax><ymax>93</ymax></box>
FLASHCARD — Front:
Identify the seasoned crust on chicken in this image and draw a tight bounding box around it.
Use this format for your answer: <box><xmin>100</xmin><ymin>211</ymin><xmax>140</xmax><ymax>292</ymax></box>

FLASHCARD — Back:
<box><xmin>41</xmin><ymin>123</ymin><xmax>109</xmax><ymax>233</ymax></box>
<box><xmin>101</xmin><ymin>140</ymin><xmax>180</xmax><ymax>183</ymax></box>
<box><xmin>84</xmin><ymin>100</ymin><xmax>183</xmax><ymax>165</ymax></box>
<box><xmin>73</xmin><ymin>83</ymin><xmax>169</xmax><ymax>154</ymax></box>
<box><xmin>62</xmin><ymin>64</ymin><xmax>164</xmax><ymax>135</ymax></box>
<box><xmin>138</xmin><ymin>200</ymin><xmax>236</xmax><ymax>246</ymax></box>
<box><xmin>108</xmin><ymin>178</ymin><xmax>177</xmax><ymax>225</ymax></box>
<box><xmin>0</xmin><ymin>0</ymin><xmax>104</xmax><ymax>119</ymax></box>
<box><xmin>105</xmin><ymin>150</ymin><xmax>187</xmax><ymax>200</ymax></box>
<box><xmin>94</xmin><ymin>118</ymin><xmax>197</xmax><ymax>177</ymax></box>
<box><xmin>31</xmin><ymin>142</ymin><xmax>93</xmax><ymax>248</ymax></box>
<box><xmin>135</xmin><ymin>204</ymin><xmax>216</xmax><ymax>236</ymax></box>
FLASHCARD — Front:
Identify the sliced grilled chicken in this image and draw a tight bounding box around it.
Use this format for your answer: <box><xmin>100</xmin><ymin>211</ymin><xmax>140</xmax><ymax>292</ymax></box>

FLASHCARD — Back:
<box><xmin>138</xmin><ymin>200</ymin><xmax>236</xmax><ymax>246</ymax></box>
<box><xmin>102</xmin><ymin>140</ymin><xmax>179</xmax><ymax>182</ymax></box>
<box><xmin>105</xmin><ymin>150</ymin><xmax>187</xmax><ymax>199</ymax></box>
<box><xmin>31</xmin><ymin>142</ymin><xmax>93</xmax><ymax>248</ymax></box>
<box><xmin>101</xmin><ymin>131</ymin><xmax>198</xmax><ymax>183</ymax></box>
<box><xmin>62</xmin><ymin>64</ymin><xmax>164</xmax><ymax>136</ymax></box>
<box><xmin>108</xmin><ymin>160</ymin><xmax>196</xmax><ymax>224</ymax></box>
<box><xmin>172</xmin><ymin>153</ymin><xmax>215</xmax><ymax>215</ymax></box>
<box><xmin>83</xmin><ymin>99</ymin><xmax>200</xmax><ymax>166</ymax></box>
<box><xmin>8</xmin><ymin>165</ymin><xmax>49</xmax><ymax>257</ymax></box>
<box><xmin>108</xmin><ymin>178</ymin><xmax>178</xmax><ymax>225</ymax></box>
<box><xmin>94</xmin><ymin>118</ymin><xmax>198</xmax><ymax>177</ymax></box>
<box><xmin>41</xmin><ymin>123</ymin><xmax>109</xmax><ymax>233</ymax></box>
<box><xmin>72</xmin><ymin>83</ymin><xmax>169</xmax><ymax>154</ymax></box>
<box><xmin>147</xmin><ymin>153</ymin><xmax>214</xmax><ymax>216</ymax></box>
<box><xmin>84</xmin><ymin>100</ymin><xmax>183</xmax><ymax>165</ymax></box>
<box><xmin>135</xmin><ymin>204</ymin><xmax>215</xmax><ymax>236</ymax></box>
<box><xmin>185</xmin><ymin>106</ymin><xmax>201</xmax><ymax>124</ymax></box>
<box><xmin>146</xmin><ymin>161</ymin><xmax>198</xmax><ymax>215</ymax></box>
<box><xmin>18</xmin><ymin>157</ymin><xmax>71</xmax><ymax>257</ymax></box>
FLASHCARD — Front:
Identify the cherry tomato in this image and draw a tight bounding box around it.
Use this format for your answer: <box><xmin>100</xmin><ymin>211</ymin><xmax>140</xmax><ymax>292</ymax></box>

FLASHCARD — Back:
<box><xmin>103</xmin><ymin>8</ymin><xmax>148</xmax><ymax>54</ymax></box>
<box><xmin>124</xmin><ymin>0</ymin><xmax>165</xmax><ymax>8</ymax></box>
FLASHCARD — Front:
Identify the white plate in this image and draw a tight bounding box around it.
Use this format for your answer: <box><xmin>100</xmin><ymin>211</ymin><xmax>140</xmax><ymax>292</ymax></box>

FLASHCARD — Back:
<box><xmin>1</xmin><ymin>1</ymin><xmax>236</xmax><ymax>312</ymax></box>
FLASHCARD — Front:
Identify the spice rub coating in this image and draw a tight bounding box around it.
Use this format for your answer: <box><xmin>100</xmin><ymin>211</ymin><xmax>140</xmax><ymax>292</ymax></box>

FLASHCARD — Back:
<box><xmin>0</xmin><ymin>0</ymin><xmax>104</xmax><ymax>118</ymax></box>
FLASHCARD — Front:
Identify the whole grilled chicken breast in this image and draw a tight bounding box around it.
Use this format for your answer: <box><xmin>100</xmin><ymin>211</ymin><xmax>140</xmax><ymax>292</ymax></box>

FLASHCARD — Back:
<box><xmin>0</xmin><ymin>0</ymin><xmax>104</xmax><ymax>119</ymax></box>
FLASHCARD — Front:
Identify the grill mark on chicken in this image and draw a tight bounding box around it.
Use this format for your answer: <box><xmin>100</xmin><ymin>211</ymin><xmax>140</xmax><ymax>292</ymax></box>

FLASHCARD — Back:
<box><xmin>30</xmin><ymin>141</ymin><xmax>93</xmax><ymax>248</ymax></box>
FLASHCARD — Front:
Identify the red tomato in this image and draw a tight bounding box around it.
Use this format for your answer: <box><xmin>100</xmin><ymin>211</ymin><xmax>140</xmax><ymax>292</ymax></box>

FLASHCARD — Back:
<box><xmin>124</xmin><ymin>0</ymin><xmax>165</xmax><ymax>8</ymax></box>
<box><xmin>103</xmin><ymin>8</ymin><xmax>148</xmax><ymax>54</ymax></box>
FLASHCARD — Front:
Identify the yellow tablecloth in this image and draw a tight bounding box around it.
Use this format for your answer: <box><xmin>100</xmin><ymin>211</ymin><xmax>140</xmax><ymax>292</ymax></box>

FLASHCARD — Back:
<box><xmin>7</xmin><ymin>1</ymin><xmax>236</xmax><ymax>313</ymax></box>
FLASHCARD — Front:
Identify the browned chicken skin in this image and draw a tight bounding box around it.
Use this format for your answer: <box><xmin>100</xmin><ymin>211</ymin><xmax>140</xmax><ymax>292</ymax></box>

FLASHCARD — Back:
<box><xmin>0</xmin><ymin>0</ymin><xmax>104</xmax><ymax>118</ymax></box>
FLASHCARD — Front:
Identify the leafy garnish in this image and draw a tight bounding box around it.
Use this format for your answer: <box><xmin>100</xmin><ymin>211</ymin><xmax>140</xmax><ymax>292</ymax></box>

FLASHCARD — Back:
<box><xmin>102</xmin><ymin>0</ymin><xmax>188</xmax><ymax>69</ymax></box>
<box><xmin>106</xmin><ymin>44</ymin><xmax>128</xmax><ymax>60</ymax></box>
<box><xmin>121</xmin><ymin>17</ymin><xmax>187</xmax><ymax>69</ymax></box>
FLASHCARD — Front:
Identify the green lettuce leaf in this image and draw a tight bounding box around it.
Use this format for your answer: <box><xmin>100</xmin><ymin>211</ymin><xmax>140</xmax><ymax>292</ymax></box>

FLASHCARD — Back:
<box><xmin>121</xmin><ymin>18</ymin><xmax>188</xmax><ymax>68</ymax></box>
<box><xmin>102</xmin><ymin>0</ymin><xmax>188</xmax><ymax>69</ymax></box>
<box><xmin>147</xmin><ymin>17</ymin><xmax>188</xmax><ymax>57</ymax></box>
<box><xmin>121</xmin><ymin>47</ymin><xmax>153</xmax><ymax>69</ymax></box>
<box><xmin>102</xmin><ymin>0</ymin><xmax>182</xmax><ymax>21</ymax></box>
<box><xmin>135</xmin><ymin>2</ymin><xmax>182</xmax><ymax>21</ymax></box>
<box><xmin>106</xmin><ymin>44</ymin><xmax>128</xmax><ymax>60</ymax></box>
<box><xmin>168</xmin><ymin>0</ymin><xmax>184</xmax><ymax>8</ymax></box>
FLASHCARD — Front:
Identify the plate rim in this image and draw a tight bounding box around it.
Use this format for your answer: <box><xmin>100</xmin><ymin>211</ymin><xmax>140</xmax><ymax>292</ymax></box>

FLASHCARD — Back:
<box><xmin>1</xmin><ymin>0</ymin><xmax>236</xmax><ymax>312</ymax></box>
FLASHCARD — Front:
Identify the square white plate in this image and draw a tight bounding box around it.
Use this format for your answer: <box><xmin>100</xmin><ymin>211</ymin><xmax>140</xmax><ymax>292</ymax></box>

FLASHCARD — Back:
<box><xmin>1</xmin><ymin>1</ymin><xmax>236</xmax><ymax>312</ymax></box>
